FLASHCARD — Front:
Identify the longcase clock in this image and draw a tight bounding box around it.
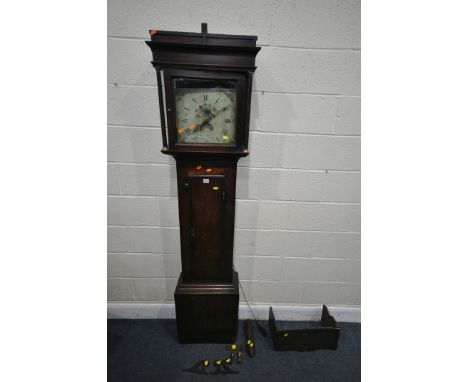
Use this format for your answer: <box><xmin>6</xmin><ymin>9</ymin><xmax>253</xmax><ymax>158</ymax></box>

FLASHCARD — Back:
<box><xmin>146</xmin><ymin>23</ymin><xmax>260</xmax><ymax>343</ymax></box>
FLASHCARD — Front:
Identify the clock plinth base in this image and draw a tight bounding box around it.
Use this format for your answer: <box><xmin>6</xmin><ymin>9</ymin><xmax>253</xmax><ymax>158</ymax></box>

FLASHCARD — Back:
<box><xmin>174</xmin><ymin>271</ymin><xmax>239</xmax><ymax>343</ymax></box>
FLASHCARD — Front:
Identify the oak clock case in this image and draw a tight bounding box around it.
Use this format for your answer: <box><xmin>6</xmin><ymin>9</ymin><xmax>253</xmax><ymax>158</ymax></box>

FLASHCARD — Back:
<box><xmin>146</xmin><ymin>25</ymin><xmax>260</xmax><ymax>343</ymax></box>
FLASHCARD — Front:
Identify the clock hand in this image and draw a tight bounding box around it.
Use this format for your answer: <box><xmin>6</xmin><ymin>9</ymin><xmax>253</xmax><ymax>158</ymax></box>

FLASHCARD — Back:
<box><xmin>214</xmin><ymin>106</ymin><xmax>229</xmax><ymax>117</ymax></box>
<box><xmin>192</xmin><ymin>105</ymin><xmax>229</xmax><ymax>133</ymax></box>
<box><xmin>199</xmin><ymin>110</ymin><xmax>217</xmax><ymax>128</ymax></box>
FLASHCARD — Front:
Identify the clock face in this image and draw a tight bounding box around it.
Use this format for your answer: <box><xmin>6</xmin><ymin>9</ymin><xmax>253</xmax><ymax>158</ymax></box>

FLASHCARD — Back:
<box><xmin>173</xmin><ymin>78</ymin><xmax>237</xmax><ymax>144</ymax></box>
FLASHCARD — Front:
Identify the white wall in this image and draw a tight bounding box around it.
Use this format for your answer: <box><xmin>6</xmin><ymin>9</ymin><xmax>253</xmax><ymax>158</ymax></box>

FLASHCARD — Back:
<box><xmin>108</xmin><ymin>0</ymin><xmax>361</xmax><ymax>311</ymax></box>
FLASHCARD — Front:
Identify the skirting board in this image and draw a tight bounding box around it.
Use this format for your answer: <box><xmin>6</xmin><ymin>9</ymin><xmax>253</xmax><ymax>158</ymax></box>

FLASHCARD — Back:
<box><xmin>107</xmin><ymin>302</ymin><xmax>360</xmax><ymax>323</ymax></box>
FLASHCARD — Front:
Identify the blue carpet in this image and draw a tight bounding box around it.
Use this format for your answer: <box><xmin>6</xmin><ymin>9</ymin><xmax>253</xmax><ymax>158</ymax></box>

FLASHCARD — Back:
<box><xmin>108</xmin><ymin>319</ymin><xmax>360</xmax><ymax>382</ymax></box>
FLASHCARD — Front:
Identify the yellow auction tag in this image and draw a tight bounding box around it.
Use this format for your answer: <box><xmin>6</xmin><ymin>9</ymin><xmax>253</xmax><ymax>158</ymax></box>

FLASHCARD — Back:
<box><xmin>223</xmin><ymin>135</ymin><xmax>229</xmax><ymax>140</ymax></box>
<box><xmin>283</xmin><ymin>333</ymin><xmax>289</xmax><ymax>337</ymax></box>
<box><xmin>213</xmin><ymin>186</ymin><xmax>219</xmax><ymax>190</ymax></box>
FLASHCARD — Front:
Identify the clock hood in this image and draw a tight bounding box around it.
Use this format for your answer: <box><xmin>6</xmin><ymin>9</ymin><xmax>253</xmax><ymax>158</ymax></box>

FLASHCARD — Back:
<box><xmin>145</xmin><ymin>23</ymin><xmax>261</xmax><ymax>71</ymax></box>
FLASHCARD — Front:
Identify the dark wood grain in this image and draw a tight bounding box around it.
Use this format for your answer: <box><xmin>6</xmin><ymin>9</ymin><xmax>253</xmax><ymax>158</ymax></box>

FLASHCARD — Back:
<box><xmin>155</xmin><ymin>67</ymin><xmax>168</xmax><ymax>148</ymax></box>
<box><xmin>146</xmin><ymin>25</ymin><xmax>260</xmax><ymax>343</ymax></box>
<box><xmin>174</xmin><ymin>271</ymin><xmax>239</xmax><ymax>343</ymax></box>
<box><xmin>176</xmin><ymin>159</ymin><xmax>237</xmax><ymax>283</ymax></box>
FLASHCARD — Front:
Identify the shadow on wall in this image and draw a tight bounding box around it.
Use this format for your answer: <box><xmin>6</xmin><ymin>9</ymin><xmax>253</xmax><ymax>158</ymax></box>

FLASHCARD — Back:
<box><xmin>235</xmin><ymin>67</ymin><xmax>291</xmax><ymax>302</ymax></box>
<box><xmin>112</xmin><ymin>65</ymin><xmax>179</xmax><ymax>301</ymax></box>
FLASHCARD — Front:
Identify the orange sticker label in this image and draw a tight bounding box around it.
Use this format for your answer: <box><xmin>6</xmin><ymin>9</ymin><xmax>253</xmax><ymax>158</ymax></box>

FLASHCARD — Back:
<box><xmin>196</xmin><ymin>165</ymin><xmax>202</xmax><ymax>170</ymax></box>
<box><xmin>178</xmin><ymin>128</ymin><xmax>185</xmax><ymax>135</ymax></box>
<box><xmin>206</xmin><ymin>168</ymin><xmax>212</xmax><ymax>173</ymax></box>
<box><xmin>188</xmin><ymin>123</ymin><xmax>196</xmax><ymax>130</ymax></box>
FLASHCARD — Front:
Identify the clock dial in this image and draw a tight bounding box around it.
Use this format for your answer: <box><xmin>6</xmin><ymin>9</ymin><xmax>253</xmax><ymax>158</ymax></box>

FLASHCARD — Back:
<box><xmin>173</xmin><ymin>78</ymin><xmax>237</xmax><ymax>144</ymax></box>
